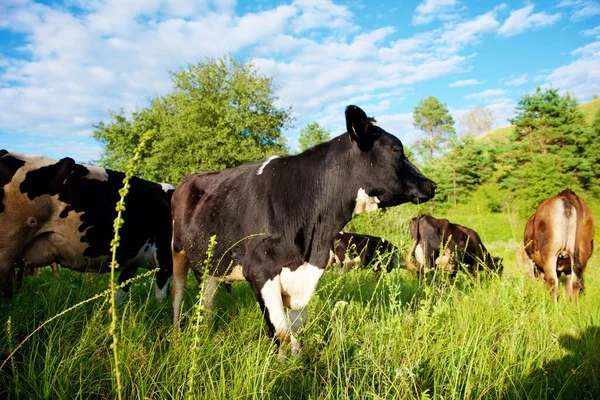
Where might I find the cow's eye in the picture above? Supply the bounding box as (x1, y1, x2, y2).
(392, 145, 403, 154)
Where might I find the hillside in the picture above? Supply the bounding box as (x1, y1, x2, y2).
(481, 98, 600, 143)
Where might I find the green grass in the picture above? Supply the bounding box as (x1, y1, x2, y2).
(2, 207, 599, 399)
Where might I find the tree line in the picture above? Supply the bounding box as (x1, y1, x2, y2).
(94, 57, 600, 216)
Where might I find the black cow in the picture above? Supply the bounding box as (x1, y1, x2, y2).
(171, 105, 436, 355)
(407, 214, 502, 275)
(328, 232, 399, 272)
(0, 150, 173, 299)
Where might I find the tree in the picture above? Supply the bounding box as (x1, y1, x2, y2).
(412, 96, 456, 161)
(93, 56, 293, 184)
(510, 87, 585, 154)
(460, 106, 494, 136)
(298, 122, 331, 152)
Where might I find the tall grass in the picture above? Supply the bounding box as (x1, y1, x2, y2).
(1, 202, 599, 398)
(1, 139, 599, 399)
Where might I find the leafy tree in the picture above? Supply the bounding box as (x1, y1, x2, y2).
(298, 122, 331, 152)
(425, 135, 496, 207)
(93, 56, 292, 184)
(460, 106, 494, 136)
(510, 87, 585, 154)
(412, 96, 456, 162)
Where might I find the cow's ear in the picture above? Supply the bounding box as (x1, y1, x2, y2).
(345, 105, 374, 150)
(48, 157, 76, 192)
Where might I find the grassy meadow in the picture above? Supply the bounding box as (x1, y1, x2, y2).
(1, 198, 599, 399)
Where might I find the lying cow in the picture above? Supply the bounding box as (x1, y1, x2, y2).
(0, 150, 173, 299)
(170, 105, 436, 355)
(407, 214, 502, 276)
(328, 232, 399, 272)
(523, 189, 595, 302)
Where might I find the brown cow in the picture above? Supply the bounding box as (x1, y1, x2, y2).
(407, 214, 502, 276)
(523, 189, 595, 302)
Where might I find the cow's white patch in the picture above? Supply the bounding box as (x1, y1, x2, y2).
(415, 243, 425, 269)
(160, 183, 175, 193)
(353, 188, 380, 216)
(224, 265, 245, 282)
(257, 155, 280, 175)
(154, 276, 172, 302)
(280, 262, 324, 310)
(136, 240, 159, 269)
(82, 165, 109, 181)
(260, 275, 289, 337)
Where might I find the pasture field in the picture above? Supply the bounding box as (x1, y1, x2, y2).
(1, 203, 599, 399)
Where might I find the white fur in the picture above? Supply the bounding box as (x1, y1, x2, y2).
(224, 265, 246, 282)
(257, 155, 280, 175)
(160, 183, 175, 193)
(137, 240, 159, 269)
(260, 275, 289, 336)
(82, 165, 109, 181)
(353, 188, 380, 216)
(280, 262, 324, 310)
(154, 276, 172, 302)
(415, 243, 425, 269)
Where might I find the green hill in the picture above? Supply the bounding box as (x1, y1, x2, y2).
(481, 98, 600, 143)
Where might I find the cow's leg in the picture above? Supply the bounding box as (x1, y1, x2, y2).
(543, 253, 560, 303)
(280, 263, 324, 356)
(288, 308, 307, 334)
(200, 276, 220, 314)
(251, 274, 290, 345)
(154, 273, 172, 303)
(565, 252, 584, 303)
(171, 248, 190, 326)
(115, 262, 140, 303)
(50, 263, 60, 277)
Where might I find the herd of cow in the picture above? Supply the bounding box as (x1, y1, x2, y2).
(0, 105, 595, 355)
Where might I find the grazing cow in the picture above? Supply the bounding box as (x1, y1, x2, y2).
(407, 214, 502, 275)
(171, 105, 436, 354)
(328, 232, 399, 272)
(523, 189, 595, 302)
(0, 150, 174, 299)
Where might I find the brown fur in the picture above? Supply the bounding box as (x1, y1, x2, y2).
(523, 189, 595, 303)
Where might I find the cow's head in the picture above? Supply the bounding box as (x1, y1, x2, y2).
(345, 105, 436, 207)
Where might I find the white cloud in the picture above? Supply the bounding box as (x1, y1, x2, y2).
(464, 88, 507, 100)
(438, 11, 500, 53)
(504, 73, 528, 86)
(557, 0, 600, 21)
(498, 5, 562, 37)
(582, 25, 600, 36)
(545, 38, 600, 101)
(0, 1, 517, 156)
(448, 78, 482, 87)
(413, 0, 459, 25)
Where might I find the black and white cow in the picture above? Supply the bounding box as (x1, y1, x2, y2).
(170, 105, 436, 354)
(0, 150, 173, 299)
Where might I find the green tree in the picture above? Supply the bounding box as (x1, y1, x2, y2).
(510, 87, 585, 154)
(412, 96, 456, 161)
(93, 56, 292, 184)
(298, 122, 331, 152)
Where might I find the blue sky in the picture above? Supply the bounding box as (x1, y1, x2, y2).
(1, 0, 599, 164)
